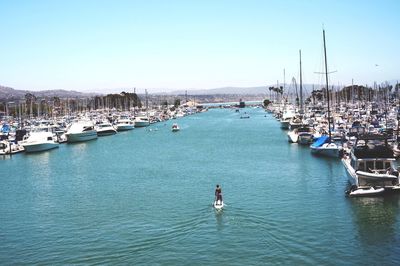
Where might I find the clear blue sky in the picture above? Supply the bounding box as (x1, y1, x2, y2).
(0, 0, 399, 93)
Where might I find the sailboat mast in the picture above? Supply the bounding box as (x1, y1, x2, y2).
(323, 29, 332, 139)
(299, 49, 303, 114)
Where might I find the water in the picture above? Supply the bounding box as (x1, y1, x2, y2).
(1, 108, 400, 265)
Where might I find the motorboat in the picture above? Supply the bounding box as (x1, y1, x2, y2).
(213, 199, 224, 210)
(342, 133, 399, 191)
(297, 126, 315, 145)
(346, 186, 385, 197)
(279, 108, 295, 129)
(114, 117, 134, 131)
(20, 131, 59, 153)
(96, 121, 117, 136)
(65, 121, 98, 143)
(289, 116, 303, 130)
(288, 125, 313, 143)
(0, 140, 24, 155)
(171, 123, 180, 132)
(134, 116, 150, 127)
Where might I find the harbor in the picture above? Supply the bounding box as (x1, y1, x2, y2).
(1, 107, 400, 264)
(1, 0, 400, 264)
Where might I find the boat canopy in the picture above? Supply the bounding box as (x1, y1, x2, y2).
(310, 135, 329, 148)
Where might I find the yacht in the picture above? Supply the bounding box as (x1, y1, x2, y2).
(280, 108, 295, 129)
(287, 126, 314, 144)
(342, 134, 399, 191)
(114, 117, 134, 131)
(289, 116, 303, 130)
(134, 116, 150, 127)
(96, 121, 117, 136)
(65, 121, 97, 143)
(20, 131, 59, 153)
(297, 126, 315, 145)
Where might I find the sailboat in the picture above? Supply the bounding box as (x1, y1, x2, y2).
(310, 29, 343, 158)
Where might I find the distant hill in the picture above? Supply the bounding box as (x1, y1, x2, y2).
(0, 85, 99, 100)
(167, 86, 269, 95)
(167, 85, 318, 96)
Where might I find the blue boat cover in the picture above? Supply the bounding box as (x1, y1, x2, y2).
(1, 124, 10, 133)
(311, 135, 329, 148)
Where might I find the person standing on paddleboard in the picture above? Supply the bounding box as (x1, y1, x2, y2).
(215, 184, 222, 202)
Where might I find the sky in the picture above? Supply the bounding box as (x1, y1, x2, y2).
(0, 0, 399, 93)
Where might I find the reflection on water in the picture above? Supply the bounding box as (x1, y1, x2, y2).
(350, 194, 400, 246)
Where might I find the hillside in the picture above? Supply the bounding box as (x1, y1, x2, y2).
(0, 86, 99, 100)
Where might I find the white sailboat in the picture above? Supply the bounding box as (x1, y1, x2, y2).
(310, 29, 342, 158)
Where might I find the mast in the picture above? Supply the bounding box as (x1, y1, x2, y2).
(323, 29, 332, 140)
(299, 49, 303, 114)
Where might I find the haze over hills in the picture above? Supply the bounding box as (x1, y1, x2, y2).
(0, 85, 98, 100)
(1, 80, 399, 100)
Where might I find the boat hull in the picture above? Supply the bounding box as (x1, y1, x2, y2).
(287, 132, 298, 143)
(135, 121, 150, 127)
(116, 125, 134, 131)
(310, 145, 341, 158)
(280, 121, 290, 129)
(23, 142, 59, 153)
(66, 131, 98, 143)
(97, 130, 117, 136)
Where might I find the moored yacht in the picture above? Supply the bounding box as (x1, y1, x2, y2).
(279, 107, 295, 129)
(65, 121, 97, 143)
(289, 116, 302, 130)
(134, 116, 150, 127)
(20, 131, 59, 153)
(288, 126, 314, 144)
(96, 121, 117, 136)
(342, 134, 399, 191)
(114, 117, 134, 131)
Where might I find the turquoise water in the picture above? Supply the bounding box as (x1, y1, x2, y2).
(1, 108, 400, 265)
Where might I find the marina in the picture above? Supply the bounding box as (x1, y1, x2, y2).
(1, 107, 400, 264)
(1, 1, 400, 264)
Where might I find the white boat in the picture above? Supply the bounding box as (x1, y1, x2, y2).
(65, 121, 98, 143)
(347, 187, 385, 197)
(213, 199, 224, 210)
(287, 129, 299, 143)
(289, 116, 302, 130)
(134, 116, 150, 127)
(96, 121, 117, 136)
(20, 131, 59, 153)
(171, 123, 180, 132)
(280, 108, 295, 129)
(297, 127, 314, 145)
(0, 140, 24, 155)
(342, 134, 399, 192)
(115, 117, 134, 131)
